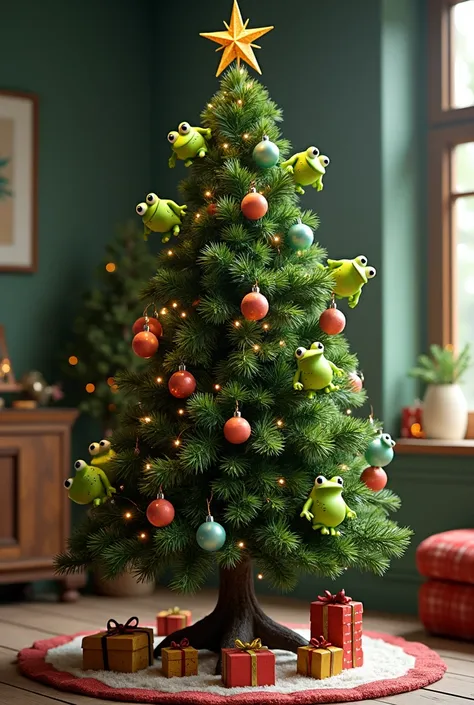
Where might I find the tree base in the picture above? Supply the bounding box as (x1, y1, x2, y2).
(154, 559, 307, 674)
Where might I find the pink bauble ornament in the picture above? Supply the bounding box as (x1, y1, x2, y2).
(241, 188, 268, 220)
(224, 410, 251, 444)
(168, 364, 197, 398)
(348, 371, 363, 392)
(361, 467, 387, 491)
(132, 331, 159, 358)
(146, 493, 175, 527)
(241, 285, 269, 321)
(319, 305, 346, 335)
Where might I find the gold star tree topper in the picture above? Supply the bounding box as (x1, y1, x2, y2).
(200, 1, 274, 77)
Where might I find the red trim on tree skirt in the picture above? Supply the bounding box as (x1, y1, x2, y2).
(17, 626, 446, 704)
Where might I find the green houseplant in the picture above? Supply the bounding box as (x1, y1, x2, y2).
(409, 344, 471, 440)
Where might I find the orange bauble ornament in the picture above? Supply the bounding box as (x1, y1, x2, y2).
(240, 187, 268, 220)
(207, 203, 217, 216)
(132, 330, 159, 358)
(319, 302, 346, 335)
(224, 409, 251, 444)
(146, 492, 175, 527)
(241, 284, 269, 321)
(132, 316, 163, 338)
(168, 364, 197, 399)
(361, 466, 387, 491)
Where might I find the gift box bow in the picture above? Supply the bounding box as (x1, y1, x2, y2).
(317, 589, 352, 604)
(309, 636, 332, 649)
(166, 606, 184, 615)
(170, 638, 190, 649)
(105, 616, 140, 636)
(234, 638, 268, 653)
(100, 616, 153, 670)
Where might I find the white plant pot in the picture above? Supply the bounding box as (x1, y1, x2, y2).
(422, 384, 468, 440)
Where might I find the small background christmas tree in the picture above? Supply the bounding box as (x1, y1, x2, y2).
(62, 221, 156, 432)
(0, 158, 11, 199)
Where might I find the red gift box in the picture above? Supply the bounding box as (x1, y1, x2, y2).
(222, 639, 275, 687)
(400, 401, 424, 439)
(157, 607, 192, 636)
(310, 589, 363, 669)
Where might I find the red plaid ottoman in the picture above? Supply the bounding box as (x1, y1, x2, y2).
(416, 529, 474, 639)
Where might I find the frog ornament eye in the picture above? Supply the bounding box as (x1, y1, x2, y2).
(333, 475, 344, 486)
(315, 475, 327, 486)
(178, 122, 191, 136)
(167, 131, 179, 144)
(146, 193, 158, 206)
(381, 432, 396, 448)
(89, 442, 100, 456)
(366, 266, 377, 279)
(136, 202, 148, 216)
(310, 341, 324, 353)
(320, 155, 330, 168)
(99, 439, 111, 451)
(74, 459, 87, 472)
(355, 255, 368, 267)
(64, 478, 73, 489)
(295, 347, 307, 359)
(306, 146, 320, 159)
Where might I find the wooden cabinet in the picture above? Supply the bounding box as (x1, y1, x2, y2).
(0, 408, 86, 600)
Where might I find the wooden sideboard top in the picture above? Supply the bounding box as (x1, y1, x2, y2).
(0, 408, 79, 426)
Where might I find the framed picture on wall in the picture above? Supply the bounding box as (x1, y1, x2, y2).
(0, 90, 38, 272)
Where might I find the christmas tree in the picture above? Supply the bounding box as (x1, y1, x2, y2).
(62, 221, 156, 431)
(56, 3, 411, 671)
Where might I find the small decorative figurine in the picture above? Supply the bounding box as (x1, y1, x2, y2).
(136, 193, 187, 243)
(88, 439, 115, 470)
(167, 122, 212, 168)
(324, 255, 376, 308)
(293, 342, 344, 397)
(281, 147, 330, 194)
(365, 432, 396, 467)
(300, 475, 356, 535)
(64, 460, 116, 506)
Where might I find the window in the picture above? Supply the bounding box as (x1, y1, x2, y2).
(428, 0, 474, 424)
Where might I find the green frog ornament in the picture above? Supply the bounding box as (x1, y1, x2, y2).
(64, 459, 116, 507)
(324, 255, 376, 308)
(281, 147, 330, 194)
(300, 475, 357, 535)
(167, 122, 212, 168)
(89, 439, 115, 476)
(293, 342, 344, 397)
(136, 193, 187, 243)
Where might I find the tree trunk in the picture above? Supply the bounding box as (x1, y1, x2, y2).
(154, 558, 307, 674)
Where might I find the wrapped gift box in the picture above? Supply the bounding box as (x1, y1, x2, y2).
(222, 639, 275, 688)
(400, 401, 424, 438)
(310, 590, 363, 669)
(82, 617, 154, 673)
(161, 639, 198, 677)
(297, 638, 343, 679)
(157, 607, 192, 636)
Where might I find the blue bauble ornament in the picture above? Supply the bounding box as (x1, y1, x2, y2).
(253, 135, 280, 169)
(196, 515, 226, 552)
(287, 222, 314, 251)
(364, 432, 396, 468)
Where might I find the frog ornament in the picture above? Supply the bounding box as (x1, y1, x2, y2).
(89, 439, 115, 475)
(136, 193, 187, 243)
(365, 432, 396, 468)
(293, 342, 344, 397)
(167, 122, 212, 168)
(64, 459, 116, 507)
(325, 255, 376, 308)
(300, 475, 357, 536)
(281, 147, 330, 194)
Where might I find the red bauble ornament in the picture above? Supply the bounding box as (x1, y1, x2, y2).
(241, 285, 269, 321)
(361, 466, 387, 491)
(241, 188, 268, 220)
(224, 410, 251, 444)
(168, 364, 197, 399)
(319, 304, 346, 335)
(146, 493, 175, 527)
(132, 330, 159, 358)
(348, 371, 363, 392)
(207, 203, 217, 216)
(132, 316, 163, 338)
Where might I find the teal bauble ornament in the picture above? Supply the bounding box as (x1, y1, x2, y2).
(365, 432, 396, 468)
(196, 515, 226, 552)
(253, 135, 280, 169)
(287, 222, 314, 251)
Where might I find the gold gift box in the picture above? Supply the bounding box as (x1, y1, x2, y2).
(82, 627, 154, 673)
(297, 643, 343, 679)
(162, 644, 198, 678)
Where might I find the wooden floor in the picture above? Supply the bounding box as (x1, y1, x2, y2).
(0, 588, 473, 704)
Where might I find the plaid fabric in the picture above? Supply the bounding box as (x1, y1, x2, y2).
(419, 580, 474, 640)
(416, 529, 474, 585)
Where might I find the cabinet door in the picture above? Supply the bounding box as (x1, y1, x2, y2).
(0, 433, 64, 563)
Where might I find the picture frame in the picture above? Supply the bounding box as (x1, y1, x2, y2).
(0, 90, 38, 272)
(0, 325, 19, 392)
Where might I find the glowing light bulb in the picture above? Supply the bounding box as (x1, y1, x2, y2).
(262, 323, 270, 331)
(145, 463, 151, 470)
(273, 235, 280, 243)
(243, 133, 250, 140)
(253, 344, 260, 352)
(68, 355, 78, 366)
(214, 384, 221, 391)
(143, 416, 151, 423)
(276, 419, 284, 427)
(223, 143, 229, 149)
(238, 541, 245, 548)
(156, 376, 163, 384)
(174, 439, 181, 447)
(208, 103, 213, 109)
(139, 532, 147, 540)
(339, 464, 349, 472)
(195, 213, 201, 220)
(172, 302, 178, 309)
(167, 250, 173, 256)
(237, 99, 243, 106)
(107, 377, 115, 386)
(277, 477, 286, 486)
(279, 340, 285, 347)
(161, 308, 168, 315)
(346, 409, 352, 415)
(178, 408, 185, 415)
(180, 312, 187, 318)
(234, 320, 241, 328)
(124, 512, 132, 520)
(85, 383, 95, 393)
(105, 262, 116, 273)
(205, 190, 212, 198)
(257, 573, 264, 580)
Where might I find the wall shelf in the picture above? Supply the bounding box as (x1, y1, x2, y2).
(396, 438, 474, 456)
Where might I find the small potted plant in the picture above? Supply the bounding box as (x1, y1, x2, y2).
(409, 344, 471, 440)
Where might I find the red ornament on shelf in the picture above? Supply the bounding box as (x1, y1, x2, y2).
(241, 186, 268, 220)
(319, 299, 346, 335)
(168, 364, 197, 399)
(146, 491, 175, 527)
(348, 371, 363, 393)
(361, 466, 387, 491)
(132, 316, 163, 338)
(224, 405, 251, 444)
(132, 330, 159, 358)
(241, 284, 269, 321)
(207, 203, 217, 216)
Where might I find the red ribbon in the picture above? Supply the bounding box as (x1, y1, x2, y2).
(309, 636, 332, 649)
(317, 589, 352, 604)
(100, 616, 152, 671)
(169, 638, 190, 676)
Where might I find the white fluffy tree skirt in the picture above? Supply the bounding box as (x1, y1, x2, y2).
(45, 629, 415, 696)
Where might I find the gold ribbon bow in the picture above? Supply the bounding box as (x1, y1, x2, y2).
(234, 639, 267, 686)
(167, 606, 182, 615)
